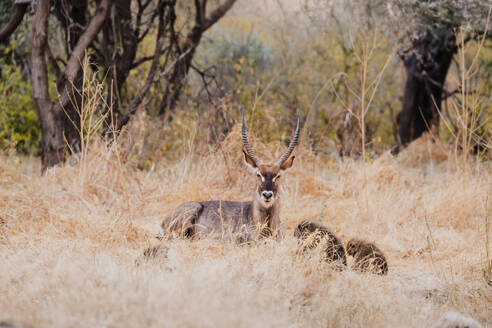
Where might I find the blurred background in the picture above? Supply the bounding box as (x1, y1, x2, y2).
(0, 0, 491, 171)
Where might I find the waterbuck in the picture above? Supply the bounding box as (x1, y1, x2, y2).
(158, 111, 300, 242)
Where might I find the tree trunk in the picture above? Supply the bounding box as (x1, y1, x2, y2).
(30, 0, 65, 171)
(397, 29, 456, 147)
(36, 102, 66, 169)
(30, 0, 111, 171)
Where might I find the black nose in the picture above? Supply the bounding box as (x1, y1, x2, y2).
(262, 191, 273, 199)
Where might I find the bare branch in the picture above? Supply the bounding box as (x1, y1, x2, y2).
(136, 0, 156, 42)
(202, 0, 236, 31)
(57, 0, 112, 106)
(116, 1, 168, 130)
(131, 55, 155, 69)
(30, 0, 66, 169)
(0, 2, 29, 43)
(195, 0, 206, 27)
(30, 0, 50, 103)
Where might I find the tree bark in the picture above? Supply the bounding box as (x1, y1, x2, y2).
(0, 2, 28, 43)
(397, 29, 456, 147)
(30, 0, 65, 170)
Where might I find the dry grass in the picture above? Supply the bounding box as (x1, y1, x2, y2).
(0, 131, 491, 327)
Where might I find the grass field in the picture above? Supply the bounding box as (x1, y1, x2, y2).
(0, 130, 491, 327)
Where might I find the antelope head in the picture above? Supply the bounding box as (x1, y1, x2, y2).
(242, 111, 300, 208)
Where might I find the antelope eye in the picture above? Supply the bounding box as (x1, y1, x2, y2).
(276, 175, 281, 180)
(256, 172, 261, 178)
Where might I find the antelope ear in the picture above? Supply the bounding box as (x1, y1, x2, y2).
(280, 155, 295, 171)
(242, 149, 258, 171)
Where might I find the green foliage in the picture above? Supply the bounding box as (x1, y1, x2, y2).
(0, 61, 40, 155)
(201, 34, 273, 90)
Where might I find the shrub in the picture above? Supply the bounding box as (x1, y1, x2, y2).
(0, 61, 40, 155)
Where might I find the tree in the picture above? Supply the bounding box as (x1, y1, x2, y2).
(301, 0, 491, 153)
(30, 0, 111, 169)
(0, 0, 237, 171)
(392, 0, 492, 148)
(397, 28, 456, 146)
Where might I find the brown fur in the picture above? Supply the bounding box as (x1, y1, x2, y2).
(155, 113, 300, 243)
(294, 221, 347, 266)
(346, 239, 388, 275)
(136, 244, 170, 266)
(157, 162, 290, 241)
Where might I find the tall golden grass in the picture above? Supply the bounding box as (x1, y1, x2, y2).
(0, 125, 490, 327)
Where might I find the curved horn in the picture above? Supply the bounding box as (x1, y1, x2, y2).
(277, 111, 300, 165)
(242, 110, 262, 164)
